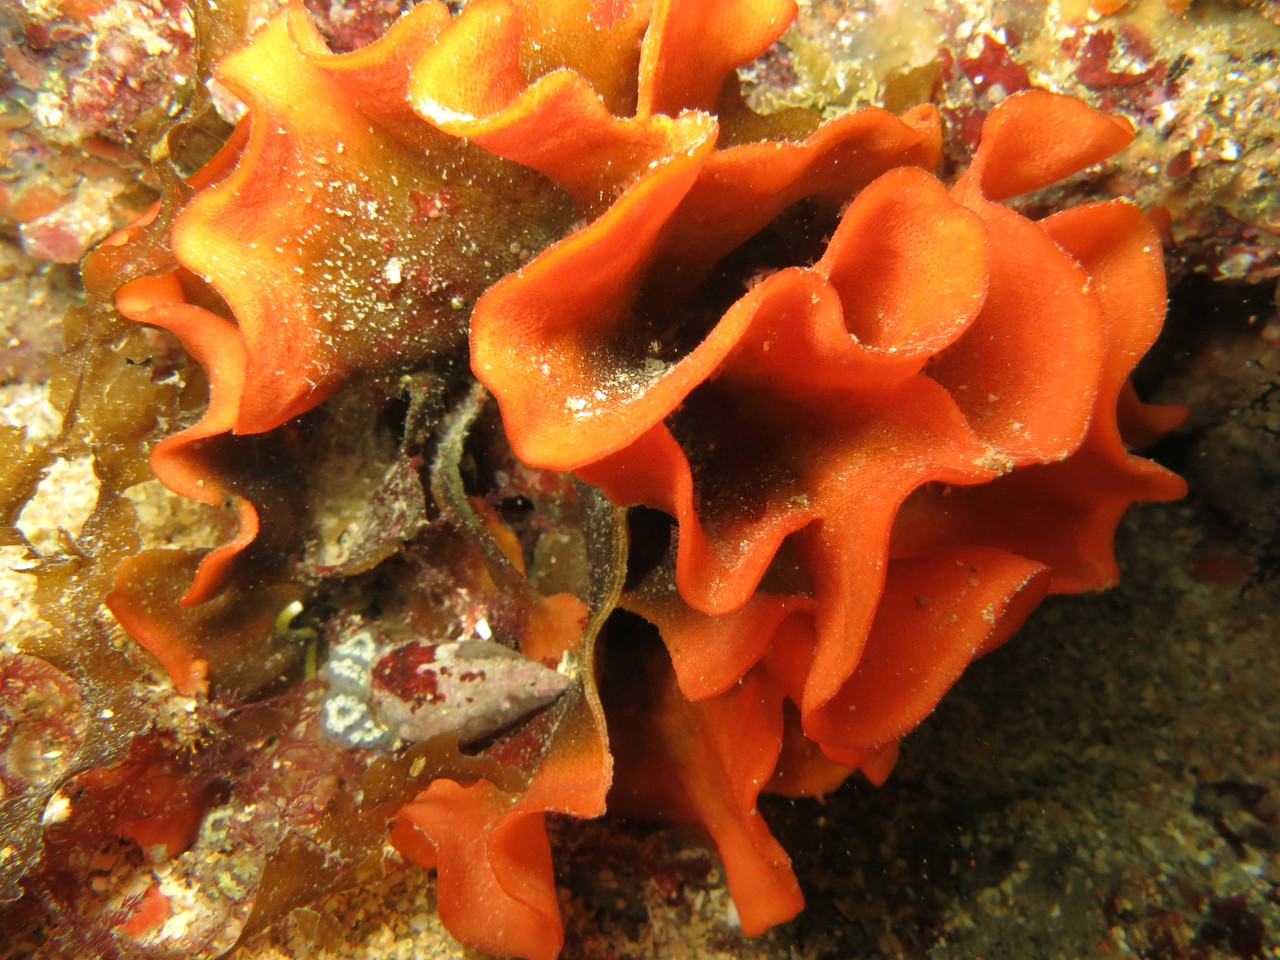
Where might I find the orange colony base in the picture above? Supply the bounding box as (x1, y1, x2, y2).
(84, 0, 1187, 958)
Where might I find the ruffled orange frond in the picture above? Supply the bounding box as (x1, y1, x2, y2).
(396, 778, 565, 960)
(605, 635, 803, 935)
(621, 546, 814, 701)
(952, 89, 1134, 203)
(472, 109, 949, 470)
(173, 0, 570, 435)
(395, 591, 607, 960)
(892, 185, 1187, 593)
(471, 61, 1183, 933)
(803, 548, 1050, 750)
(506, 0, 653, 116)
(636, 0, 796, 117)
(105, 549, 305, 697)
(113, 274, 259, 606)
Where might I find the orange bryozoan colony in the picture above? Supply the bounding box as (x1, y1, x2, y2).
(100, 0, 1186, 957)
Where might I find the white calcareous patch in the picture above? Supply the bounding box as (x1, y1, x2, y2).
(320, 692, 393, 750)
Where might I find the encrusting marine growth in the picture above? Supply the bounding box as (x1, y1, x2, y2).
(1, 0, 1189, 957)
